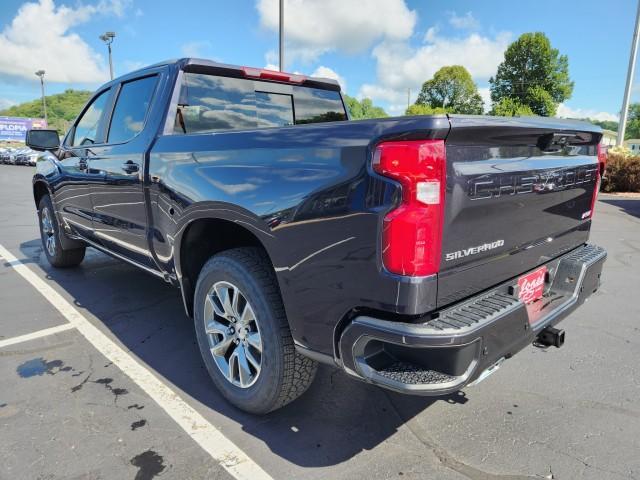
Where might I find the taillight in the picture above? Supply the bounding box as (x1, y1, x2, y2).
(372, 139, 446, 276)
(589, 144, 608, 218)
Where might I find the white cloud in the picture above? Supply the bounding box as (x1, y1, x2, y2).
(180, 41, 212, 58)
(256, 0, 417, 63)
(0, 0, 128, 83)
(122, 60, 146, 73)
(359, 84, 404, 103)
(423, 26, 438, 43)
(387, 103, 409, 116)
(358, 30, 511, 110)
(0, 98, 17, 110)
(380, 31, 510, 89)
(264, 50, 279, 68)
(310, 66, 346, 92)
(448, 11, 479, 30)
(556, 104, 619, 122)
(478, 87, 491, 112)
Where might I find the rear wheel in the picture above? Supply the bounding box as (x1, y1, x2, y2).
(38, 195, 85, 268)
(194, 247, 317, 414)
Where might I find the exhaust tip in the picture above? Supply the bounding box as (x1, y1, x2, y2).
(535, 326, 565, 348)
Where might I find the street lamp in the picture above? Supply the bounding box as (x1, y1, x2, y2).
(279, 0, 284, 71)
(34, 70, 47, 124)
(99, 31, 116, 80)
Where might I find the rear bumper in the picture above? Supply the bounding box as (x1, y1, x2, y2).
(338, 243, 606, 395)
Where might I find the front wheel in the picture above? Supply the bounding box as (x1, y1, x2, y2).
(194, 248, 317, 414)
(38, 195, 85, 268)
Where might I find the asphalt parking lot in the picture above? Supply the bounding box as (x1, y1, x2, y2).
(1, 164, 639, 480)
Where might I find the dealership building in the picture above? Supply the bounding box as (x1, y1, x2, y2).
(0, 117, 47, 143)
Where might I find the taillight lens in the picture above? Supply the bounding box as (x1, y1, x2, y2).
(372, 140, 446, 276)
(589, 144, 608, 218)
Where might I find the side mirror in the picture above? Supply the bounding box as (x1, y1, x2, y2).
(26, 129, 60, 151)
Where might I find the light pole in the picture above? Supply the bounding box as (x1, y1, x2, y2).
(279, 0, 284, 71)
(99, 31, 116, 80)
(618, 0, 640, 146)
(34, 70, 47, 124)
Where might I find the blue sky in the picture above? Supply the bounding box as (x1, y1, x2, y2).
(0, 0, 636, 120)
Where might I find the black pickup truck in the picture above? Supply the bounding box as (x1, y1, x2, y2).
(27, 58, 607, 414)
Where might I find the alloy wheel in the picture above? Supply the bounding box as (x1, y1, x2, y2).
(41, 206, 56, 257)
(204, 281, 263, 388)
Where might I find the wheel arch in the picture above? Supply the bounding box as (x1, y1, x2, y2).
(175, 216, 281, 319)
(32, 178, 51, 209)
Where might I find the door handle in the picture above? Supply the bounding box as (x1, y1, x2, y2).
(122, 161, 140, 174)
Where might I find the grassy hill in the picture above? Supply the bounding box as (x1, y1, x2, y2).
(0, 89, 93, 135)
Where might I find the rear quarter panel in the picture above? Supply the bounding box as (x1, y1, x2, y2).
(148, 116, 449, 356)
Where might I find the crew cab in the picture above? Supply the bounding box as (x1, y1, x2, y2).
(27, 58, 607, 414)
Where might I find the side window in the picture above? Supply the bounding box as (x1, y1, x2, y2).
(72, 89, 111, 146)
(108, 76, 158, 143)
(293, 87, 347, 124)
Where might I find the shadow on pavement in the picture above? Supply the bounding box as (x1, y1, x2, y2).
(600, 197, 640, 219)
(18, 237, 467, 468)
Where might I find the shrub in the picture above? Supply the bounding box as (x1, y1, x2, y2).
(601, 148, 640, 193)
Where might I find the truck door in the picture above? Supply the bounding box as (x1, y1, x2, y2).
(54, 88, 112, 241)
(88, 74, 160, 269)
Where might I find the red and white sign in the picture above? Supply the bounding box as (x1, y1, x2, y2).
(517, 266, 547, 304)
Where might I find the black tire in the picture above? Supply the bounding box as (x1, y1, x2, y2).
(38, 195, 85, 268)
(194, 247, 317, 414)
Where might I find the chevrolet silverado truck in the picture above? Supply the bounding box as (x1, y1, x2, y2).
(27, 58, 607, 414)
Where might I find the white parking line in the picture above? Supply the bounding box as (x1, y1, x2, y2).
(0, 244, 273, 480)
(0, 323, 75, 349)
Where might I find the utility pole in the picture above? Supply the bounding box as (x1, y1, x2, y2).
(407, 88, 411, 110)
(279, 0, 284, 71)
(34, 70, 47, 124)
(618, 0, 640, 146)
(99, 31, 116, 80)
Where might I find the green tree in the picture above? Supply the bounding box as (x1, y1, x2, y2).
(593, 120, 619, 131)
(625, 103, 640, 139)
(492, 98, 535, 117)
(405, 104, 448, 116)
(0, 89, 92, 135)
(490, 32, 573, 116)
(416, 65, 483, 114)
(344, 95, 388, 119)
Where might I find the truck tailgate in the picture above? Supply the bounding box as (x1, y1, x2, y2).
(437, 115, 602, 307)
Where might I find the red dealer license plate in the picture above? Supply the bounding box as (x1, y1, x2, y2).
(517, 266, 547, 304)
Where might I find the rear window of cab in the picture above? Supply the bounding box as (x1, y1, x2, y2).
(174, 72, 347, 134)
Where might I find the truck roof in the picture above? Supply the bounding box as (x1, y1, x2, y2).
(109, 57, 342, 91)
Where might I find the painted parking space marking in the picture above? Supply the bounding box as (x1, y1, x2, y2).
(0, 323, 75, 349)
(0, 244, 273, 480)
